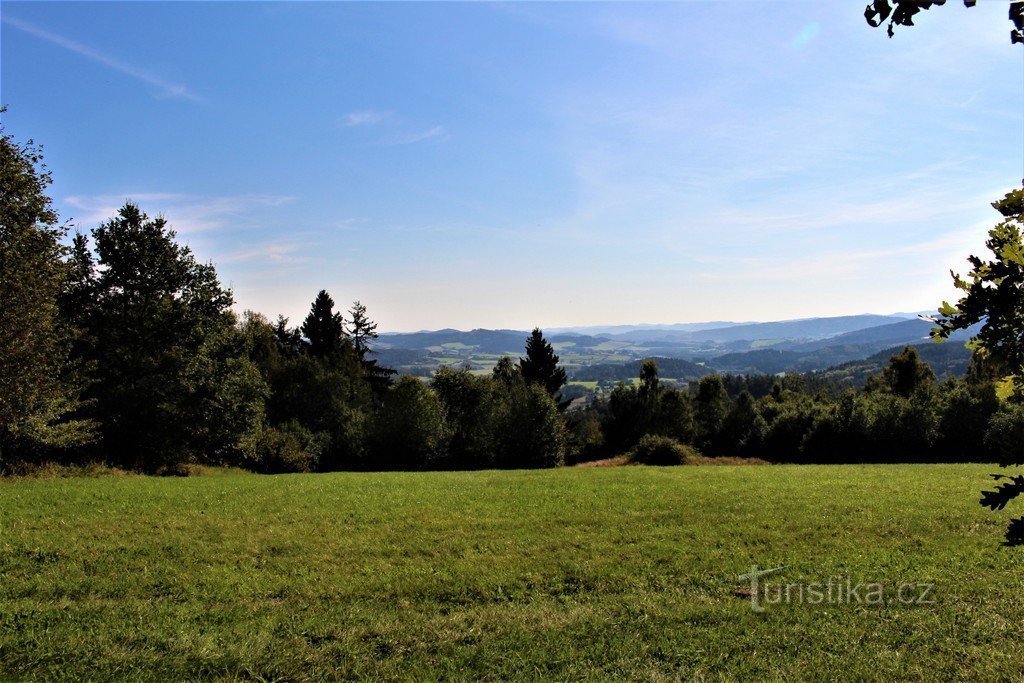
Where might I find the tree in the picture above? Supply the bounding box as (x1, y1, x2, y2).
(493, 381, 567, 469)
(430, 366, 500, 469)
(719, 391, 767, 457)
(367, 376, 449, 470)
(865, 1, 1024, 44)
(0, 121, 94, 463)
(638, 359, 659, 406)
(876, 346, 937, 398)
(492, 356, 520, 386)
(68, 203, 255, 471)
(348, 300, 378, 357)
(519, 328, 568, 406)
(863, 0, 1023, 542)
(348, 300, 395, 397)
(933, 191, 1024, 391)
(273, 315, 303, 358)
(694, 375, 729, 454)
(301, 290, 346, 359)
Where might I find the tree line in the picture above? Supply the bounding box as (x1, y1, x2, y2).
(570, 349, 1021, 466)
(2, 121, 1022, 480)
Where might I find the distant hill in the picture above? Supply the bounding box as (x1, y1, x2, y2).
(686, 314, 907, 344)
(373, 314, 983, 380)
(547, 321, 746, 336)
(572, 357, 710, 382)
(790, 318, 979, 351)
(811, 341, 973, 389)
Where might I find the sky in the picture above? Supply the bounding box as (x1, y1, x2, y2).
(2, 1, 1022, 332)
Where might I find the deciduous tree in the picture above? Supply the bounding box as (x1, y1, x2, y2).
(0, 121, 94, 462)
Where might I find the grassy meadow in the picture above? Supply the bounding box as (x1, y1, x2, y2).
(2, 464, 1023, 680)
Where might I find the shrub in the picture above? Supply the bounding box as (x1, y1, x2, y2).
(255, 421, 324, 473)
(628, 434, 699, 466)
(984, 404, 1024, 467)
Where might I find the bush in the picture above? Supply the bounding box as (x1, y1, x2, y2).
(628, 434, 699, 466)
(984, 404, 1024, 467)
(255, 421, 324, 473)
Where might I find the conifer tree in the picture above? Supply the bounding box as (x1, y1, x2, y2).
(348, 301, 378, 357)
(71, 202, 252, 470)
(348, 300, 395, 396)
(301, 290, 346, 358)
(518, 328, 568, 401)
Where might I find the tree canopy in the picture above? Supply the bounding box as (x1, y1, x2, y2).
(865, 1, 1024, 44)
(0, 120, 94, 461)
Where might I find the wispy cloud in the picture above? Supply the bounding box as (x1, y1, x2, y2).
(2, 14, 201, 102)
(223, 242, 312, 266)
(382, 125, 447, 146)
(63, 193, 293, 234)
(341, 109, 392, 127)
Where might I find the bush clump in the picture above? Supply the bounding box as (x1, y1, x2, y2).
(627, 434, 699, 466)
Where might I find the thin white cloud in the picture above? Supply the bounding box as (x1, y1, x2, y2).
(341, 109, 392, 126)
(223, 242, 311, 266)
(63, 193, 293, 234)
(383, 125, 447, 146)
(2, 14, 201, 102)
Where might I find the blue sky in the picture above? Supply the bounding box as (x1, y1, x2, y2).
(2, 1, 1022, 331)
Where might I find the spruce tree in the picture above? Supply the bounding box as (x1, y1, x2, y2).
(348, 300, 395, 396)
(518, 328, 568, 400)
(71, 202, 252, 471)
(348, 301, 378, 357)
(301, 290, 346, 358)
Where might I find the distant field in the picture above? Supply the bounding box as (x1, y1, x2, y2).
(2, 465, 1022, 680)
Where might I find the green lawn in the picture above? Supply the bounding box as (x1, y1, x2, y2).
(2, 465, 1022, 680)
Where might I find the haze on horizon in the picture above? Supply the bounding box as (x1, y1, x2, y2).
(2, 1, 1021, 332)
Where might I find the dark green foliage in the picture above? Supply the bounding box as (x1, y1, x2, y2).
(349, 300, 396, 398)
(565, 408, 605, 464)
(430, 367, 499, 469)
(933, 190, 1024, 393)
(627, 434, 697, 466)
(930, 190, 1024, 543)
(273, 315, 303, 357)
(301, 290, 346, 359)
(519, 328, 568, 404)
(254, 421, 325, 474)
(934, 379, 1000, 461)
(494, 381, 567, 469)
(602, 360, 695, 454)
(68, 203, 252, 472)
(718, 391, 766, 457)
(264, 352, 369, 471)
(181, 324, 269, 467)
(492, 355, 520, 386)
(0, 122, 94, 462)
(984, 404, 1024, 467)
(873, 346, 936, 398)
(694, 375, 729, 454)
(367, 377, 449, 470)
(801, 393, 875, 463)
(865, 0, 1023, 44)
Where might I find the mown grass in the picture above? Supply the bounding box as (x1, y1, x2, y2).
(2, 464, 1022, 680)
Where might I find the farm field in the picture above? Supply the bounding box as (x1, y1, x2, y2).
(2, 464, 1023, 680)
